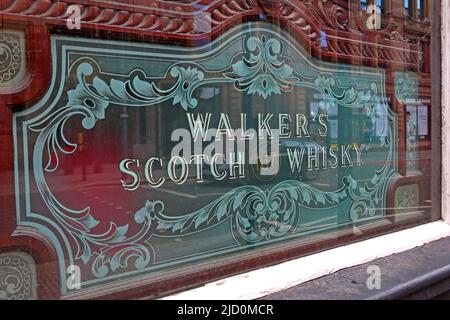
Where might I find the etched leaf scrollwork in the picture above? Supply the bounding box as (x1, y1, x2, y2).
(225, 35, 300, 99)
(25, 31, 395, 283)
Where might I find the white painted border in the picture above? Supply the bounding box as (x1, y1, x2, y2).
(162, 2, 450, 300)
(163, 221, 450, 300)
(442, 1, 450, 223)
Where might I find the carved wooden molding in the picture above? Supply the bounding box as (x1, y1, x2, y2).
(0, 0, 431, 71)
(0, 252, 37, 300)
(0, 29, 26, 87)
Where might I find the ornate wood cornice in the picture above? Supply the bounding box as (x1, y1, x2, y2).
(0, 0, 430, 72)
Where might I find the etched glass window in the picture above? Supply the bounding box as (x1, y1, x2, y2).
(0, 0, 441, 299)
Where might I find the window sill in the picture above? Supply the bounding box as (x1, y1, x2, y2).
(162, 221, 450, 300)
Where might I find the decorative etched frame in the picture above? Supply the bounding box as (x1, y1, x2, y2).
(13, 22, 398, 295)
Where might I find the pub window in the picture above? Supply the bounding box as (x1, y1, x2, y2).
(0, 0, 441, 300)
(361, 0, 392, 14)
(361, 0, 430, 19)
(361, 0, 384, 12)
(406, 0, 430, 19)
(360, 0, 391, 29)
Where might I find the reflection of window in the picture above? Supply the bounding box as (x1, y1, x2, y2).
(406, 105, 429, 138)
(361, 0, 430, 19)
(361, 0, 388, 14)
(406, 0, 430, 19)
(139, 108, 147, 145)
(374, 104, 389, 138)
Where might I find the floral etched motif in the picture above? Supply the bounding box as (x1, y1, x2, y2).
(226, 36, 299, 99)
(170, 66, 205, 110)
(65, 61, 206, 116)
(395, 72, 419, 103)
(141, 181, 349, 244)
(395, 184, 419, 211)
(0, 31, 23, 85)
